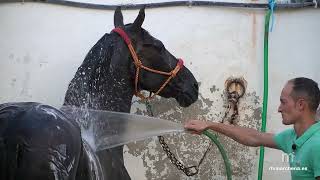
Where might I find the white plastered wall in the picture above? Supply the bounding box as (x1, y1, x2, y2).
(0, 1, 319, 179)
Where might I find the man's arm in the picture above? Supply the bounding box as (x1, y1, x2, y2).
(184, 120, 279, 149)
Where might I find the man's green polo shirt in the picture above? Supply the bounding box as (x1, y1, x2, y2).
(273, 121, 320, 180)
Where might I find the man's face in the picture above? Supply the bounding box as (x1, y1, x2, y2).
(278, 83, 302, 125)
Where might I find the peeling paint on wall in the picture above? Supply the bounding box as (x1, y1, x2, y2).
(1, 3, 319, 180)
(126, 83, 262, 180)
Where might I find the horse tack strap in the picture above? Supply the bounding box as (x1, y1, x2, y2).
(112, 27, 184, 100)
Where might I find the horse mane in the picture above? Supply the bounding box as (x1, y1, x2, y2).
(64, 33, 115, 107)
(80, 33, 114, 75)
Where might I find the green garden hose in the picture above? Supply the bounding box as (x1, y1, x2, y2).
(257, 8, 271, 180)
(203, 130, 232, 180)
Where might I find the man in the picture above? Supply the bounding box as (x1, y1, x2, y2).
(185, 77, 320, 180)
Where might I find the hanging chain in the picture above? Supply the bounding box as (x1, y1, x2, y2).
(145, 100, 212, 176)
(222, 91, 241, 124)
(222, 79, 245, 124)
(142, 79, 245, 176)
(144, 80, 245, 176)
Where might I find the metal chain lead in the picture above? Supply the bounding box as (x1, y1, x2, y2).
(221, 91, 241, 124)
(143, 80, 245, 176)
(158, 135, 200, 176)
(222, 79, 246, 124)
(145, 100, 211, 176)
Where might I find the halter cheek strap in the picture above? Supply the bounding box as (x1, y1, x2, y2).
(112, 27, 184, 100)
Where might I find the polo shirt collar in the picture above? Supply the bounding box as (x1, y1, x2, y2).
(294, 121, 320, 147)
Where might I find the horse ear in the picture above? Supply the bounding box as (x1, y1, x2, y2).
(132, 7, 145, 30)
(114, 6, 124, 28)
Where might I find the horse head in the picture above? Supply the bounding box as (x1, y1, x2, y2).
(113, 7, 198, 107)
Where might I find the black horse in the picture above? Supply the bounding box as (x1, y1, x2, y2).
(0, 7, 198, 180)
(63, 7, 198, 180)
(0, 102, 82, 180)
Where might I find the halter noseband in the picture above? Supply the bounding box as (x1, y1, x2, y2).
(112, 27, 184, 100)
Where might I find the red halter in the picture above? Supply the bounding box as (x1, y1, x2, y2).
(112, 27, 184, 100)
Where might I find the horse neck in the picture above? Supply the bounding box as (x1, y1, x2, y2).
(99, 66, 134, 112)
(64, 33, 134, 113)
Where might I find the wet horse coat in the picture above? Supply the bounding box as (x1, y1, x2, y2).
(64, 7, 198, 180)
(0, 7, 198, 180)
(0, 102, 81, 180)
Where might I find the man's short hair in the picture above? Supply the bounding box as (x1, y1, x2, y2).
(289, 77, 320, 112)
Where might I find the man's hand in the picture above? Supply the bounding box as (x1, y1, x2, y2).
(184, 120, 211, 134)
